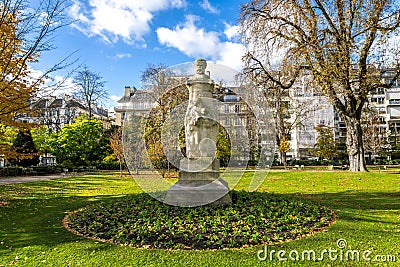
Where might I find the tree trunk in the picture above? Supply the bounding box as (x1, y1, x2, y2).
(119, 160, 122, 177)
(275, 134, 287, 167)
(344, 116, 368, 172)
(88, 102, 92, 117)
(280, 151, 287, 167)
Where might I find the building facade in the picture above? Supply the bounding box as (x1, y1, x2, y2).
(114, 86, 156, 126)
(114, 70, 400, 163)
(16, 94, 110, 132)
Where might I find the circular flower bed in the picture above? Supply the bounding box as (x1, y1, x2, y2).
(64, 191, 334, 250)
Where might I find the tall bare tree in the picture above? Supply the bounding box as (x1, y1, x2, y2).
(0, 0, 71, 127)
(241, 66, 320, 166)
(140, 63, 186, 107)
(240, 0, 400, 171)
(73, 66, 107, 117)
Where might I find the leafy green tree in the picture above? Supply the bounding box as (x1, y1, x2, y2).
(31, 126, 52, 154)
(49, 115, 107, 167)
(314, 125, 338, 161)
(216, 126, 231, 167)
(31, 126, 55, 165)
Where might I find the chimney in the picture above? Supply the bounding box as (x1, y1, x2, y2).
(124, 86, 131, 97)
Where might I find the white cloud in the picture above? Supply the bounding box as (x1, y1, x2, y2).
(157, 15, 220, 57)
(223, 23, 239, 40)
(199, 0, 219, 14)
(28, 67, 45, 81)
(108, 53, 132, 60)
(35, 75, 78, 98)
(110, 95, 122, 101)
(105, 96, 123, 109)
(215, 42, 245, 70)
(25, 67, 76, 98)
(68, 0, 186, 44)
(156, 16, 245, 70)
(50, 76, 78, 96)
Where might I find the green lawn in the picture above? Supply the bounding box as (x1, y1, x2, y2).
(0, 171, 399, 266)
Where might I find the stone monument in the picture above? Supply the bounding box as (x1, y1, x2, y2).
(164, 59, 232, 206)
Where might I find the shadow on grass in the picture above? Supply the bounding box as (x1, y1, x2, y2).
(1, 174, 138, 250)
(0, 195, 124, 251)
(294, 190, 400, 210)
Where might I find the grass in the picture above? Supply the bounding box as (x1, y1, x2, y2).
(0, 170, 399, 266)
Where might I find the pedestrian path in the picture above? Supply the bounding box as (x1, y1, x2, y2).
(0, 174, 67, 185)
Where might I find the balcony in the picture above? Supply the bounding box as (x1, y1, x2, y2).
(388, 99, 400, 105)
(389, 115, 400, 120)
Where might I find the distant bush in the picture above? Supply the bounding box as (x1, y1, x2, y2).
(0, 166, 61, 177)
(0, 167, 22, 177)
(288, 159, 323, 166)
(96, 160, 120, 170)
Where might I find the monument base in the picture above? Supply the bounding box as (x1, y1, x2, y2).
(164, 177, 232, 207)
(164, 158, 232, 207)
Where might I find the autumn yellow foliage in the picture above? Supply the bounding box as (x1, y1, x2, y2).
(0, 5, 39, 128)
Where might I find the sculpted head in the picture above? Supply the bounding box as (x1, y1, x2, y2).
(194, 59, 207, 75)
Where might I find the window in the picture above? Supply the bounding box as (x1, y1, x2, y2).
(235, 105, 240, 113)
(235, 127, 243, 137)
(234, 117, 242, 126)
(224, 105, 230, 113)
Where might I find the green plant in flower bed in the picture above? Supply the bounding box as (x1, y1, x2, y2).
(64, 191, 334, 250)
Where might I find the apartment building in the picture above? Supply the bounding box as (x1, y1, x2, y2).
(17, 94, 110, 132)
(114, 86, 156, 126)
(114, 69, 400, 163)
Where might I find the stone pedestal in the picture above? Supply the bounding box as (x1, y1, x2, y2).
(164, 158, 232, 207)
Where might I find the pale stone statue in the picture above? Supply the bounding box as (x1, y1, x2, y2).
(164, 59, 232, 206)
(185, 59, 218, 159)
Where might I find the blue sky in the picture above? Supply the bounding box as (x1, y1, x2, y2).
(32, 0, 246, 109)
